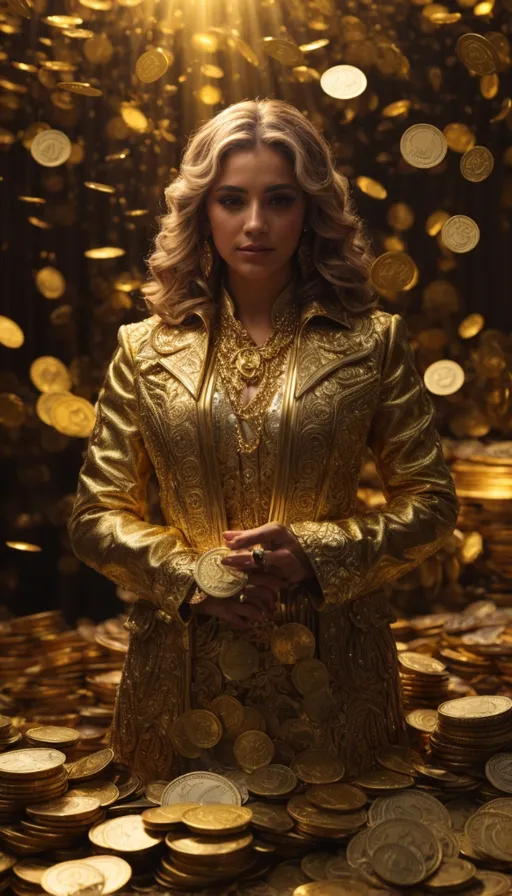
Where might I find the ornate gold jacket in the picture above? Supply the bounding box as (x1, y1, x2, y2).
(68, 282, 459, 781)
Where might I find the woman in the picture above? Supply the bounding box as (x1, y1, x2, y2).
(68, 99, 459, 784)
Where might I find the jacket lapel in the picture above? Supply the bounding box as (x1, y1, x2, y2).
(139, 294, 374, 400)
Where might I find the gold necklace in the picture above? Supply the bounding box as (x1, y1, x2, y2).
(215, 302, 299, 454)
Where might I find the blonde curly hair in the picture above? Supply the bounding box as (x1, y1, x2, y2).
(141, 98, 378, 326)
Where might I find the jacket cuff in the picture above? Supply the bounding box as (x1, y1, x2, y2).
(153, 551, 198, 626)
(290, 520, 355, 611)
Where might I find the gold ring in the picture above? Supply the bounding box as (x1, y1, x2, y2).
(239, 592, 246, 603)
(252, 547, 265, 565)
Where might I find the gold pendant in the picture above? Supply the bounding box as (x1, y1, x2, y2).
(235, 347, 262, 381)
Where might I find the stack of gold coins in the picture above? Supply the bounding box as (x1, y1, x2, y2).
(0, 749, 68, 826)
(24, 728, 80, 752)
(0, 716, 21, 753)
(84, 671, 122, 706)
(398, 652, 450, 708)
(430, 696, 512, 770)
(24, 795, 105, 844)
(88, 815, 164, 875)
(159, 828, 257, 889)
(142, 802, 201, 833)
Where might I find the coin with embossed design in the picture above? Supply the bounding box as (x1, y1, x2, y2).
(181, 804, 252, 834)
(195, 547, 248, 598)
(161, 771, 241, 806)
(0, 748, 66, 779)
(41, 861, 104, 896)
(366, 818, 442, 877)
(234, 731, 274, 771)
(424, 858, 476, 891)
(247, 764, 297, 797)
(181, 709, 222, 749)
(291, 750, 344, 785)
(67, 780, 119, 808)
(209, 696, 245, 736)
(81, 856, 132, 896)
(220, 639, 259, 681)
(291, 658, 329, 695)
(371, 842, 426, 885)
(305, 783, 367, 812)
(271, 624, 315, 665)
(68, 749, 114, 781)
(94, 815, 163, 852)
(400, 124, 447, 169)
(485, 753, 512, 794)
(249, 801, 294, 833)
(460, 146, 494, 182)
(441, 215, 480, 253)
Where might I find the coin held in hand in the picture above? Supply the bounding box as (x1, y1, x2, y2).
(194, 547, 248, 598)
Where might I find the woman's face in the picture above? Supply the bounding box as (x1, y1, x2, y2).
(205, 143, 307, 281)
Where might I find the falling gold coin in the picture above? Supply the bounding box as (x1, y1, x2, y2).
(370, 252, 417, 292)
(181, 710, 222, 750)
(456, 32, 499, 74)
(84, 246, 126, 259)
(35, 266, 66, 299)
(56, 81, 103, 96)
(30, 129, 71, 167)
(0, 316, 24, 348)
(441, 215, 480, 253)
(261, 37, 304, 66)
(458, 313, 485, 339)
(51, 395, 96, 438)
(30, 357, 72, 393)
(135, 47, 169, 82)
(424, 360, 465, 396)
(320, 64, 367, 99)
(460, 146, 494, 182)
(400, 124, 448, 169)
(271, 623, 316, 665)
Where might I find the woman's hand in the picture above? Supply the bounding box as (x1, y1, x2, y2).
(191, 588, 277, 632)
(221, 522, 316, 588)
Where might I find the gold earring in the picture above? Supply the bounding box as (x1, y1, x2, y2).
(199, 238, 214, 278)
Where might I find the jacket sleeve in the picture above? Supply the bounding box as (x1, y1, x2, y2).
(289, 313, 460, 611)
(67, 324, 197, 625)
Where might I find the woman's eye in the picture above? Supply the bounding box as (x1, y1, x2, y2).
(219, 195, 294, 207)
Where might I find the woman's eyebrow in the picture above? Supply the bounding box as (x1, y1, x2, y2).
(215, 184, 299, 193)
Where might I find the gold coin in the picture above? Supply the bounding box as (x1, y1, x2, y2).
(25, 726, 79, 746)
(0, 316, 24, 348)
(354, 768, 414, 790)
(287, 795, 367, 835)
(367, 818, 442, 876)
(424, 857, 476, 891)
(168, 832, 253, 858)
(68, 779, 119, 807)
(247, 764, 297, 797)
(291, 658, 329, 695)
(456, 32, 499, 74)
(56, 81, 103, 95)
(96, 815, 163, 852)
(271, 624, 315, 665)
(438, 695, 512, 722)
(370, 251, 417, 291)
(209, 696, 245, 736)
(219, 639, 259, 681)
(291, 750, 345, 785)
(29, 356, 72, 393)
(182, 804, 252, 834)
(161, 771, 242, 806)
(458, 313, 485, 339)
(369, 790, 451, 827)
(142, 803, 200, 827)
(181, 709, 222, 749)
(67, 748, 114, 781)
(261, 37, 304, 66)
(26, 794, 101, 820)
(474, 871, 511, 895)
(441, 215, 480, 253)
(400, 123, 448, 169)
(293, 882, 367, 896)
(249, 801, 294, 833)
(372, 842, 426, 885)
(195, 547, 248, 598)
(30, 129, 72, 167)
(460, 146, 494, 182)
(398, 652, 447, 675)
(135, 47, 169, 82)
(305, 783, 367, 812)
(424, 360, 465, 396)
(12, 860, 50, 884)
(320, 64, 367, 99)
(80, 856, 132, 896)
(41, 861, 105, 896)
(234, 731, 274, 771)
(144, 780, 170, 804)
(50, 395, 96, 438)
(485, 754, 512, 794)
(0, 748, 66, 779)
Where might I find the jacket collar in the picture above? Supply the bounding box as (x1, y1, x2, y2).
(143, 280, 356, 400)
